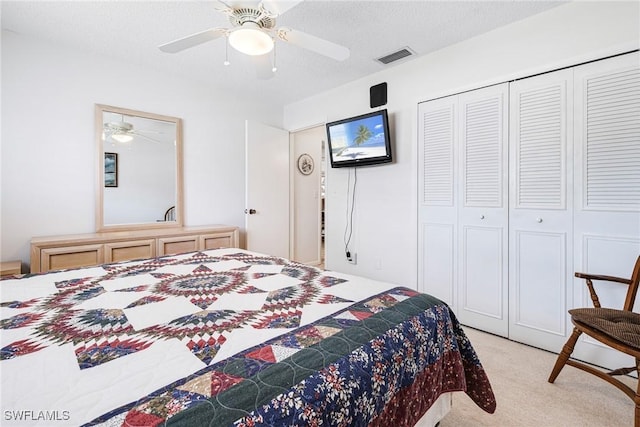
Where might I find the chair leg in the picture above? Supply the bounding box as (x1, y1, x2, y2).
(635, 358, 640, 427)
(548, 327, 582, 383)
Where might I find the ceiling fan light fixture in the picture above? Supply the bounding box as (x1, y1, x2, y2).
(112, 133, 134, 143)
(228, 23, 273, 56)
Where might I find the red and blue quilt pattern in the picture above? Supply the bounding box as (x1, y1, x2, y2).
(2, 251, 348, 369)
(1, 249, 495, 426)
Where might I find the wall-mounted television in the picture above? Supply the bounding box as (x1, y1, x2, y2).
(326, 109, 392, 168)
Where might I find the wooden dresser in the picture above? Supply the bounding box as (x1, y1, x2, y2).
(30, 225, 240, 273)
(1, 261, 22, 276)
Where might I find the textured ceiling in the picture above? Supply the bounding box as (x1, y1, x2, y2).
(1, 1, 564, 109)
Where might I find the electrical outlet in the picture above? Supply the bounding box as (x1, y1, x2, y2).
(347, 252, 357, 264)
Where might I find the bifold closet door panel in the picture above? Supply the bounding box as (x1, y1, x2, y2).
(508, 68, 574, 353)
(572, 51, 640, 369)
(456, 83, 509, 337)
(418, 96, 458, 308)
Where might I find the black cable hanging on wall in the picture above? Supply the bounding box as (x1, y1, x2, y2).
(344, 167, 357, 260)
(342, 81, 385, 261)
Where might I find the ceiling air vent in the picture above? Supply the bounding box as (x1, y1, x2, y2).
(376, 47, 415, 65)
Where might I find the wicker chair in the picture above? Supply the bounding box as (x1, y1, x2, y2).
(548, 255, 640, 426)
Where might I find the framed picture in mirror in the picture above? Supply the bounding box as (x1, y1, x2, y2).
(104, 152, 118, 187)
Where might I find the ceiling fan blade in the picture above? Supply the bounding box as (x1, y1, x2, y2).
(135, 134, 163, 144)
(211, 0, 233, 12)
(276, 27, 350, 61)
(254, 53, 275, 80)
(261, 0, 303, 16)
(136, 129, 164, 134)
(159, 28, 226, 53)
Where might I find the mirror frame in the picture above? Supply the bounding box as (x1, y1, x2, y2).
(95, 104, 184, 232)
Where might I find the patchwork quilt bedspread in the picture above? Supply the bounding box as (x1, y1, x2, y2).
(1, 248, 495, 426)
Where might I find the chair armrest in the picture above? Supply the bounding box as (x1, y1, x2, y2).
(575, 272, 632, 285)
(575, 272, 633, 309)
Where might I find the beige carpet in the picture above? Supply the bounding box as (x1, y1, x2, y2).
(439, 327, 635, 427)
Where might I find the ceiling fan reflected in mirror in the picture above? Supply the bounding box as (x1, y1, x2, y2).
(103, 116, 165, 145)
(158, 0, 350, 76)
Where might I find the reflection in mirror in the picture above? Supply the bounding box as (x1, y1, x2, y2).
(96, 104, 183, 232)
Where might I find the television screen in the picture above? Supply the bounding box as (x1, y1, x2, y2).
(326, 109, 392, 168)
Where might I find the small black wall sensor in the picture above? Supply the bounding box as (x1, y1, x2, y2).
(370, 82, 387, 108)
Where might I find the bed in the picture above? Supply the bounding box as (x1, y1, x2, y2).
(1, 248, 496, 426)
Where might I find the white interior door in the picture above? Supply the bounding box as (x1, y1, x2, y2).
(418, 96, 458, 307)
(456, 83, 509, 337)
(508, 68, 574, 353)
(418, 84, 509, 337)
(571, 52, 640, 369)
(418, 53, 639, 365)
(245, 120, 290, 258)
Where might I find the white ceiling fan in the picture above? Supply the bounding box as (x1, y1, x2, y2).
(103, 116, 165, 144)
(158, 0, 350, 75)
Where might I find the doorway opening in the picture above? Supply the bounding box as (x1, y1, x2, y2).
(291, 125, 325, 267)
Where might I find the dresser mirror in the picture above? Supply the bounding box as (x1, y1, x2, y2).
(96, 104, 183, 232)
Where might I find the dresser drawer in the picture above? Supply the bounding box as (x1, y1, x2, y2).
(41, 244, 104, 272)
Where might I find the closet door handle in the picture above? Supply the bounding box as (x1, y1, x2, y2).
(245, 209, 256, 215)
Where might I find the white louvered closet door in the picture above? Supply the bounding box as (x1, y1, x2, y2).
(418, 96, 458, 307)
(572, 52, 640, 370)
(508, 69, 574, 353)
(456, 84, 509, 337)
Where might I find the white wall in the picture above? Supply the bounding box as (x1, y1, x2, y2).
(283, 1, 640, 288)
(1, 31, 281, 267)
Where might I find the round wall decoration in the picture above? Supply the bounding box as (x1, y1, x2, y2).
(297, 153, 314, 175)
